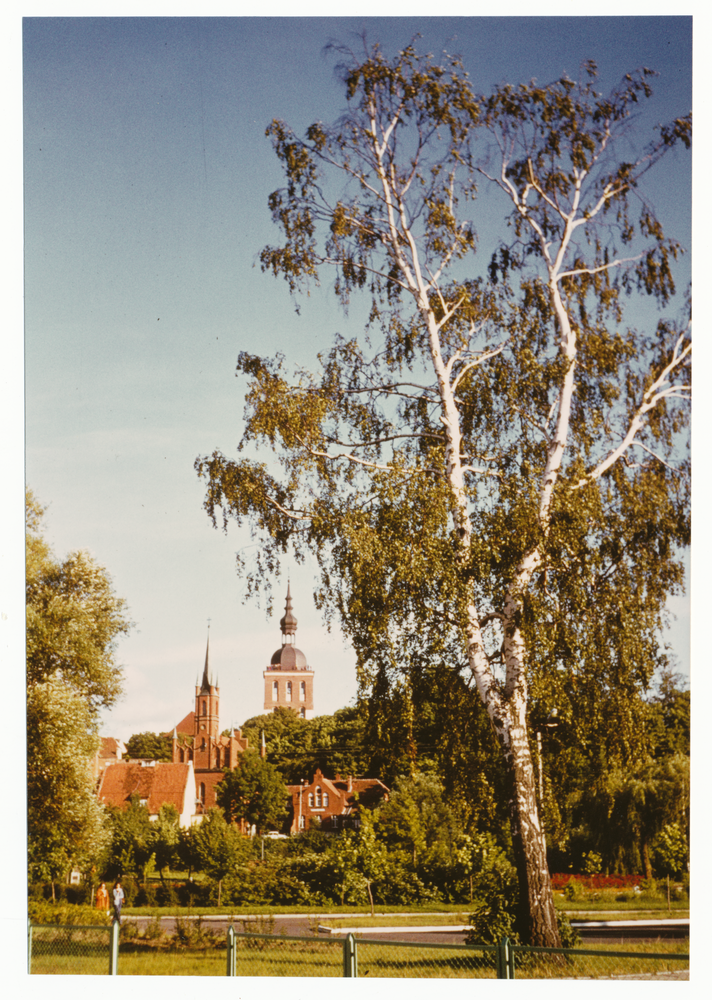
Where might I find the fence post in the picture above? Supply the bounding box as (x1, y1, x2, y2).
(109, 919, 120, 975)
(505, 937, 515, 979)
(497, 937, 513, 979)
(27, 920, 32, 975)
(226, 925, 236, 976)
(343, 933, 358, 977)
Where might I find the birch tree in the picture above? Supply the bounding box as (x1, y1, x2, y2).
(196, 44, 690, 945)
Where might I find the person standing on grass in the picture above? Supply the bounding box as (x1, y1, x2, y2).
(112, 880, 124, 923)
(96, 882, 109, 912)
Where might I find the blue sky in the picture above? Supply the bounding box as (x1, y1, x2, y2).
(20, 14, 692, 742)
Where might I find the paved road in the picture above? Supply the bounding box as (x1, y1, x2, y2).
(125, 914, 688, 945)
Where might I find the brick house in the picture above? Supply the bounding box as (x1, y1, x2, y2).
(97, 760, 197, 826)
(92, 735, 127, 783)
(286, 768, 389, 834)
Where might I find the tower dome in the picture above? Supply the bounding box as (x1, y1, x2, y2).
(270, 644, 308, 668)
(271, 582, 309, 669)
(264, 582, 315, 717)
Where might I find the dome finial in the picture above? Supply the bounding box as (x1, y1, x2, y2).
(280, 582, 298, 638)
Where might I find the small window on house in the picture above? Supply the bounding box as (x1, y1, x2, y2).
(272, 680, 278, 701)
(300, 681, 306, 701)
(315, 786, 322, 808)
(202, 700, 207, 715)
(323, 792, 329, 808)
(201, 738, 206, 751)
(286, 681, 292, 702)
(139, 798, 148, 807)
(308, 792, 314, 808)
(300, 708, 305, 719)
(199, 783, 206, 803)
(215, 748, 221, 768)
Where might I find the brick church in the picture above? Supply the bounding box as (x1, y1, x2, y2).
(169, 632, 251, 813)
(99, 586, 388, 830)
(168, 584, 315, 811)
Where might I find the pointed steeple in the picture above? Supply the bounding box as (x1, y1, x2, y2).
(279, 581, 298, 639)
(201, 629, 211, 690)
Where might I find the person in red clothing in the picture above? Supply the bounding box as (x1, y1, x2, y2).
(95, 882, 109, 911)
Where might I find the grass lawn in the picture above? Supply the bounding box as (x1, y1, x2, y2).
(30, 938, 689, 979)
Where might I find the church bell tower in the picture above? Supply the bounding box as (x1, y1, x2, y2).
(263, 584, 315, 718)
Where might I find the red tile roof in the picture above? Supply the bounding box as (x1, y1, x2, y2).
(173, 711, 195, 735)
(98, 761, 192, 814)
(99, 737, 125, 759)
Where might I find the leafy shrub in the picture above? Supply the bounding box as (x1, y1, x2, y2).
(133, 884, 158, 907)
(556, 912, 581, 948)
(652, 823, 688, 878)
(156, 881, 180, 906)
(563, 877, 586, 901)
(119, 877, 140, 906)
(171, 916, 222, 950)
(467, 858, 520, 945)
(637, 878, 665, 902)
(240, 914, 276, 936)
(144, 915, 166, 941)
(28, 900, 111, 925)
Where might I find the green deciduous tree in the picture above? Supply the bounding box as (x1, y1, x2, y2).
(376, 772, 460, 866)
(240, 705, 371, 784)
(574, 752, 689, 877)
(125, 731, 173, 761)
(196, 45, 690, 945)
(26, 490, 131, 889)
(150, 803, 181, 880)
(216, 751, 287, 833)
(27, 490, 130, 713)
(27, 677, 111, 890)
(192, 808, 251, 906)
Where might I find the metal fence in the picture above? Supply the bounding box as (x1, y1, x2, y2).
(28, 923, 689, 980)
(28, 922, 118, 975)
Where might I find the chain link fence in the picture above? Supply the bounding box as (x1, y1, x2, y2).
(28, 924, 115, 975)
(28, 922, 689, 979)
(510, 942, 689, 980)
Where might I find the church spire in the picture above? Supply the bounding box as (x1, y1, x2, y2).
(201, 628, 211, 690)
